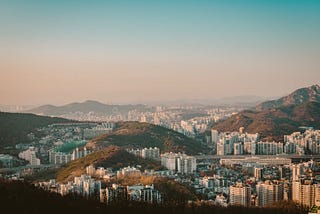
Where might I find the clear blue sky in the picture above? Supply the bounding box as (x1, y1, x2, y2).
(0, 0, 319, 105)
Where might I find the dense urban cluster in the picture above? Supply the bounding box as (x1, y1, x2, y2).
(2, 118, 320, 213)
(210, 128, 320, 156)
(29, 142, 320, 212)
(29, 105, 239, 138)
(36, 164, 162, 204)
(0, 106, 238, 169)
(0, 122, 114, 167)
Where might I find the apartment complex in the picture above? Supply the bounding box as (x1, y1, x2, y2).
(161, 152, 196, 174)
(127, 147, 160, 160)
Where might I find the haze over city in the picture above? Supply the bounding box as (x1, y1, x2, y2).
(0, 0, 319, 105)
(3, 1, 320, 214)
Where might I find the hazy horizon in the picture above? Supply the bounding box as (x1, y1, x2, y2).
(1, 1, 320, 105)
(0, 95, 273, 107)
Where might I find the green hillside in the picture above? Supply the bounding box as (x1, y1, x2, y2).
(0, 112, 69, 150)
(87, 121, 207, 155)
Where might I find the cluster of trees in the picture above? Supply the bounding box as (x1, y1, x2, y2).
(0, 112, 69, 150)
(0, 179, 308, 214)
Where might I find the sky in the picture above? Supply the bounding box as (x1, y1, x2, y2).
(0, 0, 319, 105)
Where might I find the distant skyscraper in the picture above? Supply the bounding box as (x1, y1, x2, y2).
(217, 139, 225, 156)
(211, 129, 219, 144)
(211, 129, 219, 154)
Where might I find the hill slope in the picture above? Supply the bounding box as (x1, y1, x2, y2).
(0, 112, 69, 149)
(26, 100, 154, 116)
(57, 146, 161, 182)
(56, 146, 197, 201)
(212, 102, 320, 141)
(87, 121, 207, 155)
(256, 84, 320, 111)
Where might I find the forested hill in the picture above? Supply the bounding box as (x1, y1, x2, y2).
(0, 112, 69, 149)
(87, 121, 208, 155)
(212, 102, 320, 141)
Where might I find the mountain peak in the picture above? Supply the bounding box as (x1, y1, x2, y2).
(297, 84, 320, 93)
(83, 100, 104, 104)
(256, 84, 320, 111)
(309, 84, 320, 91)
(213, 101, 320, 141)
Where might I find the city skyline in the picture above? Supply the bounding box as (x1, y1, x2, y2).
(1, 0, 320, 105)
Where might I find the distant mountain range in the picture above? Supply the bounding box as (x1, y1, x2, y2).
(212, 85, 320, 141)
(25, 100, 155, 116)
(24, 96, 268, 115)
(87, 121, 208, 155)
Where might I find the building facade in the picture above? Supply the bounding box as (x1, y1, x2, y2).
(229, 182, 251, 207)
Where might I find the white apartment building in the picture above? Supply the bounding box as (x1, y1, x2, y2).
(244, 141, 256, 155)
(256, 141, 283, 155)
(18, 147, 41, 166)
(117, 166, 141, 177)
(292, 180, 319, 208)
(161, 152, 196, 174)
(229, 182, 251, 207)
(256, 180, 283, 207)
(127, 147, 160, 160)
(234, 143, 244, 155)
(291, 164, 304, 181)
